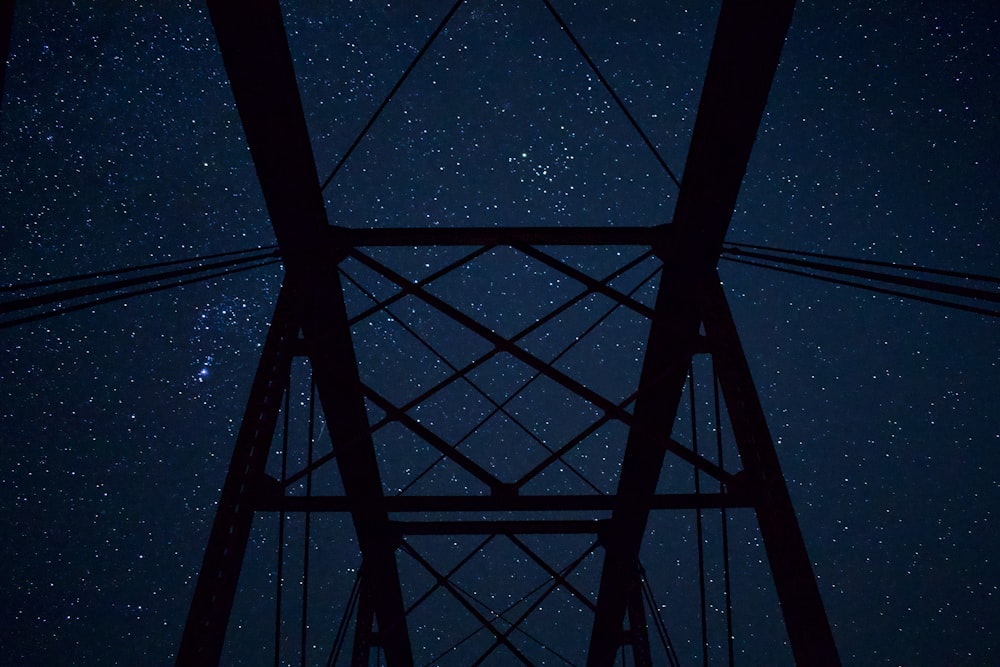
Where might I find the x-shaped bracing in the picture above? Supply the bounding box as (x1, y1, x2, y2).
(398, 535, 600, 666)
(187, 0, 841, 664)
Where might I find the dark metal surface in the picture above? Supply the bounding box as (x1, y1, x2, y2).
(257, 492, 754, 513)
(626, 571, 653, 667)
(670, 0, 797, 271)
(329, 224, 668, 248)
(392, 519, 605, 535)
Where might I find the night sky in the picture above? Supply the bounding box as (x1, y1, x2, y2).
(2, 1, 998, 665)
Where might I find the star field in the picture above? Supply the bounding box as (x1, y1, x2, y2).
(1, 1, 998, 665)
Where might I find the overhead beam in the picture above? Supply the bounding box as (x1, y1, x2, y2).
(329, 224, 668, 247)
(257, 492, 754, 513)
(391, 519, 604, 535)
(587, 1, 806, 665)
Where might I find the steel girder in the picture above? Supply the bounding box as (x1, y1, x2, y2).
(176, 282, 300, 665)
(586, 0, 840, 665)
(184, 0, 841, 664)
(180, 1, 413, 664)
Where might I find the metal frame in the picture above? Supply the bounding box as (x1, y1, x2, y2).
(179, 0, 841, 664)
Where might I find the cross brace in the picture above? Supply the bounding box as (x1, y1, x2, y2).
(186, 0, 841, 664)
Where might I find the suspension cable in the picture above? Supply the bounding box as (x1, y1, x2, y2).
(725, 240, 1000, 284)
(2, 249, 278, 316)
(7, 237, 993, 332)
(1, 246, 280, 329)
(275, 383, 291, 667)
(301, 374, 316, 667)
(541, 0, 681, 188)
(723, 255, 1000, 318)
(1, 244, 278, 293)
(689, 362, 708, 666)
(320, 0, 467, 191)
(714, 359, 734, 667)
(0, 257, 281, 330)
(722, 245, 999, 304)
(638, 564, 680, 667)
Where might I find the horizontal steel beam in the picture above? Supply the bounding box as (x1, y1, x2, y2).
(393, 520, 605, 535)
(588, 1, 804, 664)
(328, 225, 669, 248)
(257, 492, 753, 513)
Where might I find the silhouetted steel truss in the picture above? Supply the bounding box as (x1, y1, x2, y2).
(179, 1, 840, 665)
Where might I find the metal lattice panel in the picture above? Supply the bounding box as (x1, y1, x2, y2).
(178, 1, 839, 665)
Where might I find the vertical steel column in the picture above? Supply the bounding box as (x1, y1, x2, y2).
(196, 0, 413, 663)
(591, 0, 838, 664)
(671, 0, 839, 661)
(301, 259, 414, 666)
(699, 276, 840, 666)
(669, 0, 798, 268)
(587, 248, 701, 666)
(177, 284, 301, 665)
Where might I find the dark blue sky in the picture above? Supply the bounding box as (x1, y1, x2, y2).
(2, 1, 998, 664)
